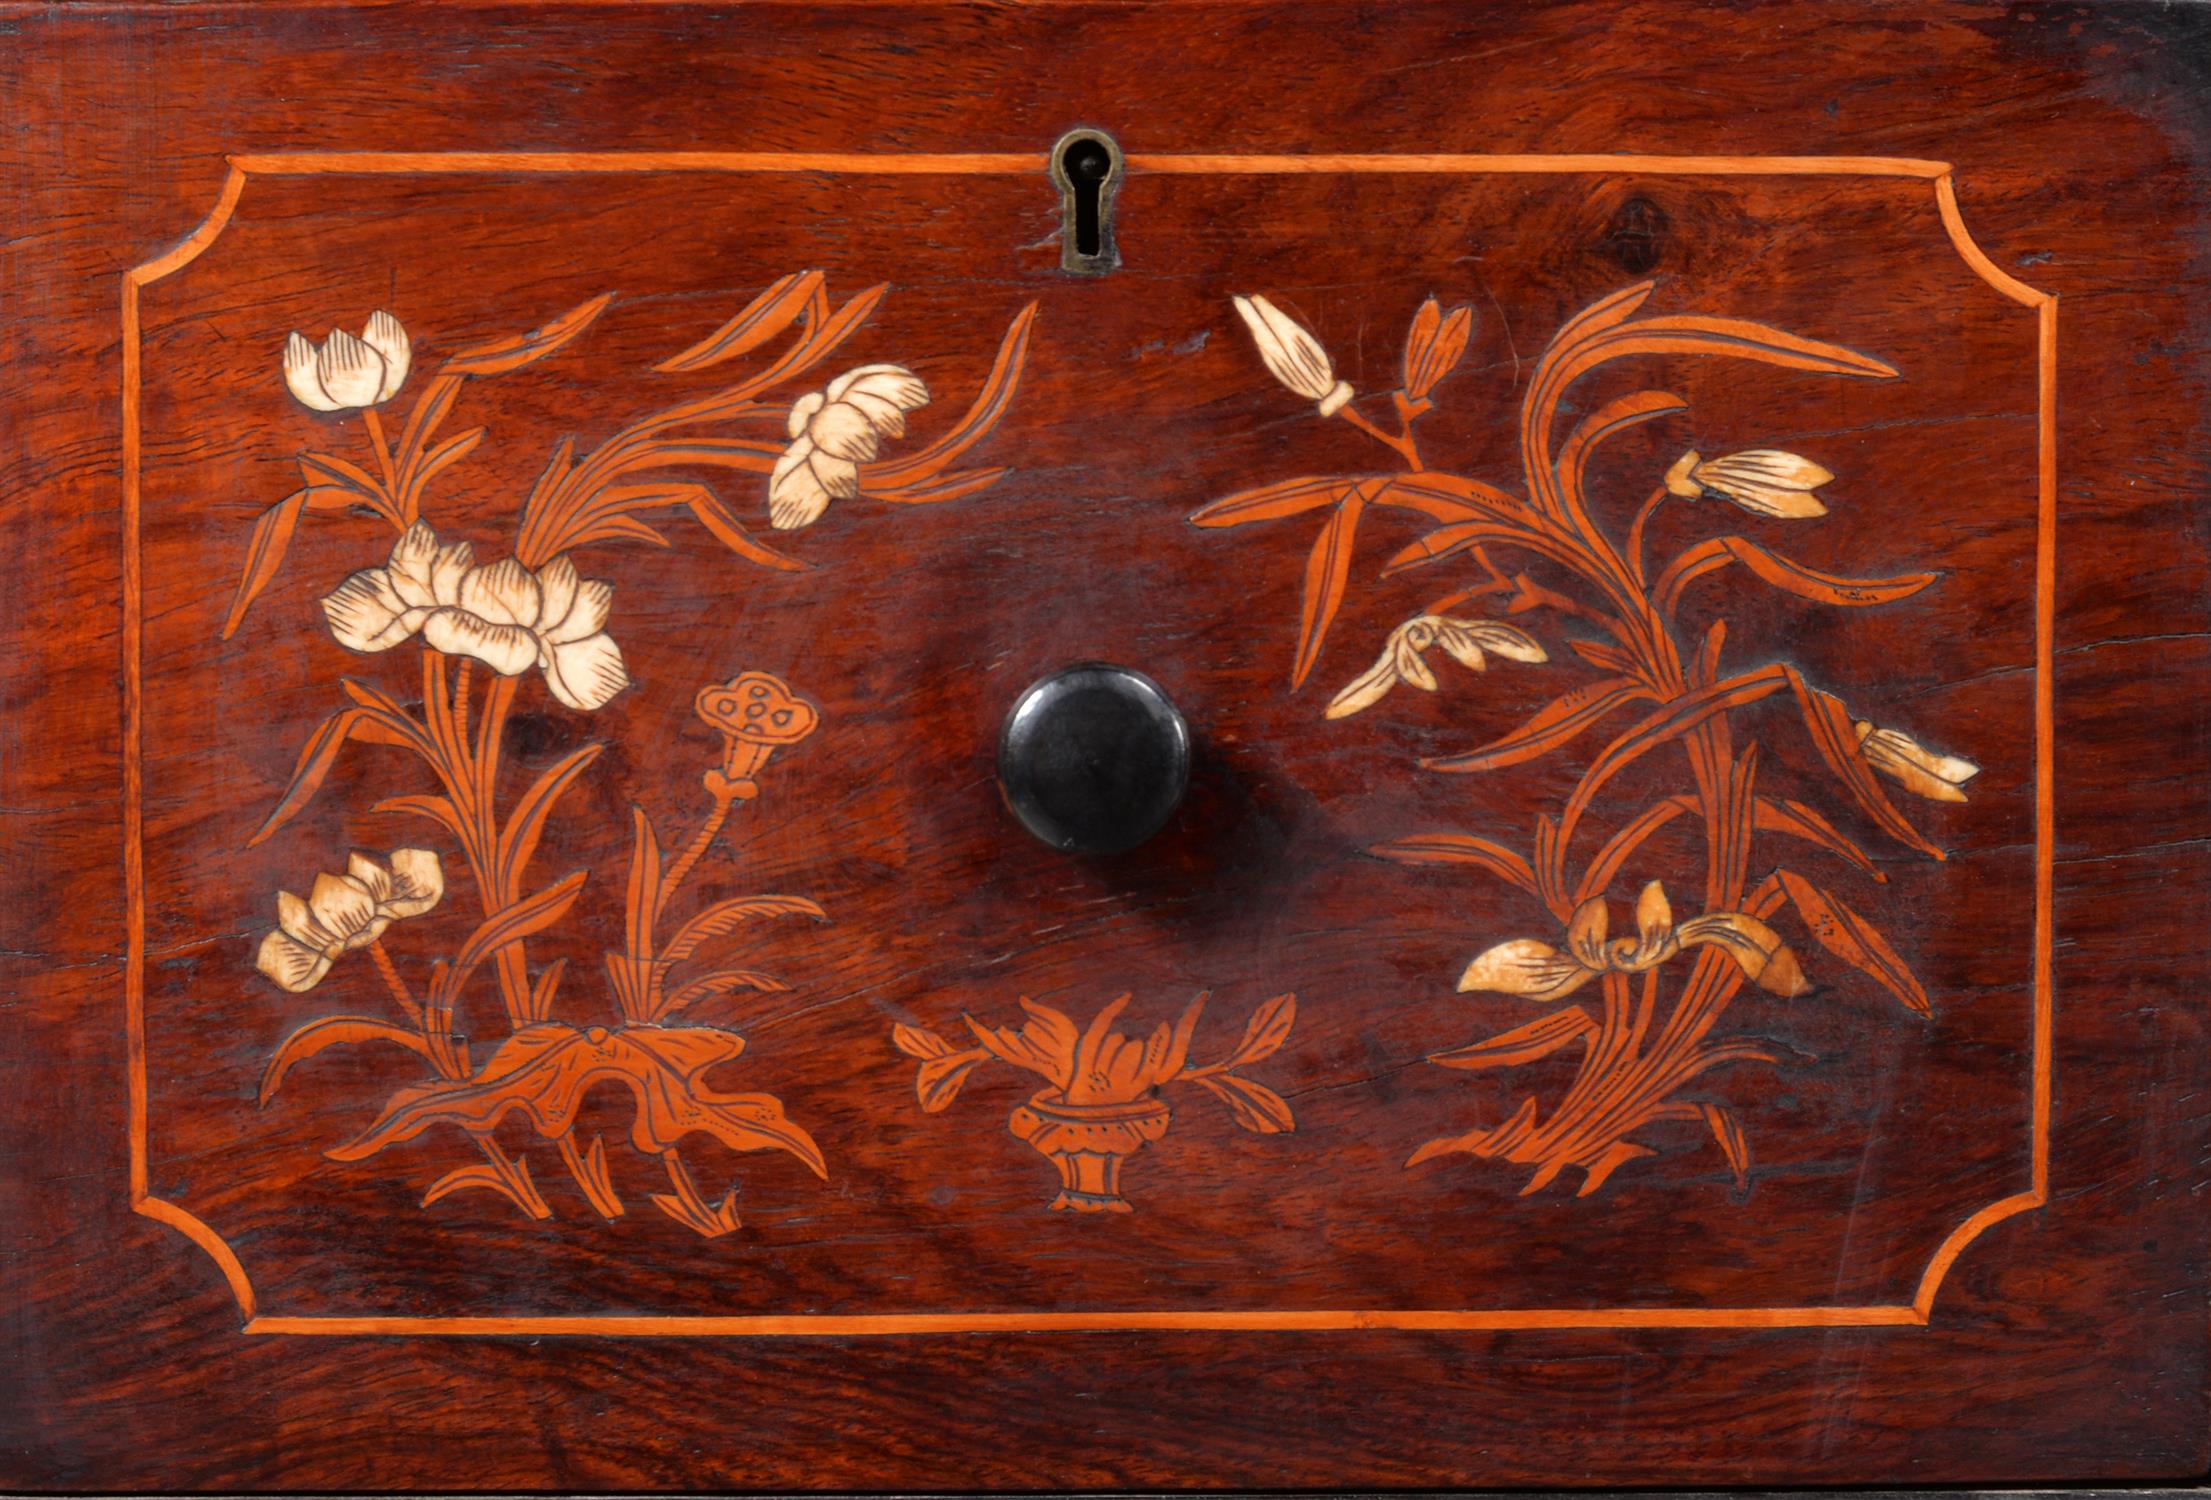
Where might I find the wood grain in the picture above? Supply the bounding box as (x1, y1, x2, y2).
(2, 1, 2207, 1488)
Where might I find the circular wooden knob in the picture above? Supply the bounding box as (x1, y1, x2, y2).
(999, 664, 1190, 854)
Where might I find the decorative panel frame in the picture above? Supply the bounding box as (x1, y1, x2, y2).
(124, 148, 2053, 1338)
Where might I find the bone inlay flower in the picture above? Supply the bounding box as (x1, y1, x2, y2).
(1232, 294, 1354, 417)
(283, 311, 411, 412)
(1327, 614, 1548, 719)
(768, 364, 931, 531)
(1855, 720, 1980, 802)
(1457, 881, 1809, 1004)
(1663, 449, 1834, 518)
(321, 522, 630, 711)
(255, 848, 444, 993)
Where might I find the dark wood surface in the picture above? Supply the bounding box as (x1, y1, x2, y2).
(3, 1, 2208, 1489)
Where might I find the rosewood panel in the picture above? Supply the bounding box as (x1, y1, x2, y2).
(2, 2, 2206, 1489)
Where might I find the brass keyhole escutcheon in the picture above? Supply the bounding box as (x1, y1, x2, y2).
(1052, 127, 1123, 274)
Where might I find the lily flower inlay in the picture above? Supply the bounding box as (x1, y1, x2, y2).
(768, 364, 931, 530)
(1663, 448, 1833, 519)
(1327, 614, 1548, 719)
(1232, 294, 1354, 417)
(321, 522, 629, 711)
(1856, 720, 1980, 803)
(283, 311, 411, 412)
(254, 848, 444, 993)
(1458, 881, 1810, 1004)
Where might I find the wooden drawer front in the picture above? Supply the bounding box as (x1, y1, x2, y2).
(133, 154, 2043, 1330)
(9, 3, 2207, 1490)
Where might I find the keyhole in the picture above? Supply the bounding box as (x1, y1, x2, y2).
(1052, 128, 1122, 274)
(1068, 141, 1108, 254)
(1604, 195, 1670, 274)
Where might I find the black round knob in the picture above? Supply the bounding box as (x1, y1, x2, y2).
(998, 664, 1190, 855)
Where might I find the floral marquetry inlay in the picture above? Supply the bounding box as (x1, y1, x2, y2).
(894, 992, 1298, 1213)
(113, 143, 2055, 1346)
(1195, 281, 1981, 1198)
(233, 275, 1039, 1235)
(38, 0, 2185, 1476)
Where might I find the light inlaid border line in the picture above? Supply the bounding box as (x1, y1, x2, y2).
(122, 150, 2052, 1337)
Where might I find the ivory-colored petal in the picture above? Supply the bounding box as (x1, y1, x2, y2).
(1323, 647, 1401, 719)
(541, 631, 630, 712)
(1663, 451, 1703, 498)
(457, 557, 541, 628)
(1238, 296, 1323, 389)
(306, 871, 379, 942)
(1694, 450, 1833, 519)
(1467, 621, 1549, 663)
(1862, 726, 1977, 802)
(1457, 939, 1592, 1002)
(385, 522, 443, 608)
(1873, 749, 1962, 802)
(1394, 635, 1440, 692)
(1894, 763, 1967, 802)
(827, 364, 929, 412)
(321, 567, 422, 653)
(256, 929, 333, 992)
(346, 852, 394, 905)
(422, 608, 540, 676)
(316, 328, 386, 409)
(541, 578, 612, 646)
(1714, 481, 1828, 519)
(1705, 449, 1833, 490)
(786, 390, 825, 441)
(381, 847, 445, 918)
(275, 889, 326, 948)
(1862, 728, 1945, 800)
(765, 438, 826, 530)
(1232, 295, 1281, 353)
(769, 439, 832, 530)
(1433, 622, 1489, 673)
(1248, 298, 1327, 394)
(1927, 749, 1980, 786)
(362, 310, 411, 401)
(1247, 296, 1326, 391)
(283, 332, 342, 411)
(534, 554, 580, 632)
(839, 388, 910, 438)
(810, 449, 860, 498)
(807, 400, 883, 463)
(1233, 294, 1338, 404)
(427, 540, 474, 607)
